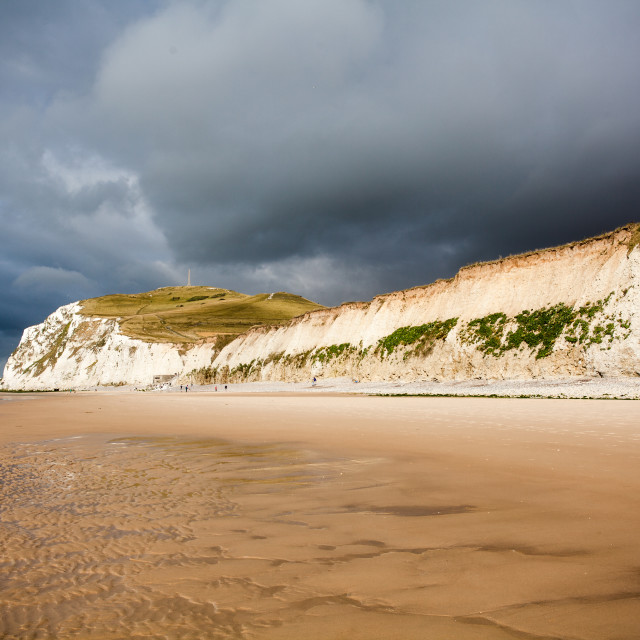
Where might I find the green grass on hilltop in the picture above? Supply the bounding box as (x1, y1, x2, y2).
(80, 286, 324, 344)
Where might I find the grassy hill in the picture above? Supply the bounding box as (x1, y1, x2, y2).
(80, 286, 324, 344)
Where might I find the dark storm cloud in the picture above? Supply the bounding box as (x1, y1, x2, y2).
(2, 0, 640, 370)
(0, 0, 165, 106)
(85, 0, 640, 273)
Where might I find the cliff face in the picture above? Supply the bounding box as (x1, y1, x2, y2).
(2, 302, 214, 390)
(3, 225, 640, 389)
(210, 226, 640, 383)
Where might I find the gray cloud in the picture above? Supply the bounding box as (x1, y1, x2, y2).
(13, 266, 94, 294)
(83, 1, 640, 264)
(2, 0, 640, 370)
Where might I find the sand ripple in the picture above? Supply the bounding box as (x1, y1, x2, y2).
(0, 435, 334, 638)
(1, 431, 639, 639)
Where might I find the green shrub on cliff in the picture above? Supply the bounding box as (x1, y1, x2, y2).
(464, 313, 507, 356)
(312, 343, 357, 363)
(462, 293, 627, 359)
(505, 304, 576, 358)
(376, 318, 458, 356)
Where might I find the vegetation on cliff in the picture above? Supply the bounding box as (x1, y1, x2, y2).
(461, 292, 630, 359)
(189, 288, 632, 384)
(376, 318, 458, 357)
(190, 318, 460, 383)
(24, 322, 72, 376)
(80, 286, 324, 344)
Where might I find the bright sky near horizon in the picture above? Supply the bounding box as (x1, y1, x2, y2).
(1, 0, 640, 370)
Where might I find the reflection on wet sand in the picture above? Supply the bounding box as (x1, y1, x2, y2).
(1, 435, 339, 639)
(1, 394, 640, 639)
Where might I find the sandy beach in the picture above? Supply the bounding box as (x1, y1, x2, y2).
(1, 390, 639, 639)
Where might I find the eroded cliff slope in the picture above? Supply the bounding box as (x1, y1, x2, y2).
(204, 224, 640, 384)
(3, 225, 639, 390)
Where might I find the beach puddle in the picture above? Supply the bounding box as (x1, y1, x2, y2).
(343, 504, 475, 517)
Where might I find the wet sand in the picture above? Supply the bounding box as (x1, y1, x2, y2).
(1, 392, 639, 639)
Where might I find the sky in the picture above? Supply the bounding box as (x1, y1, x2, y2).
(2, 0, 640, 371)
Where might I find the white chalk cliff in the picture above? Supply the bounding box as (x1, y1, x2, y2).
(3, 225, 639, 390)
